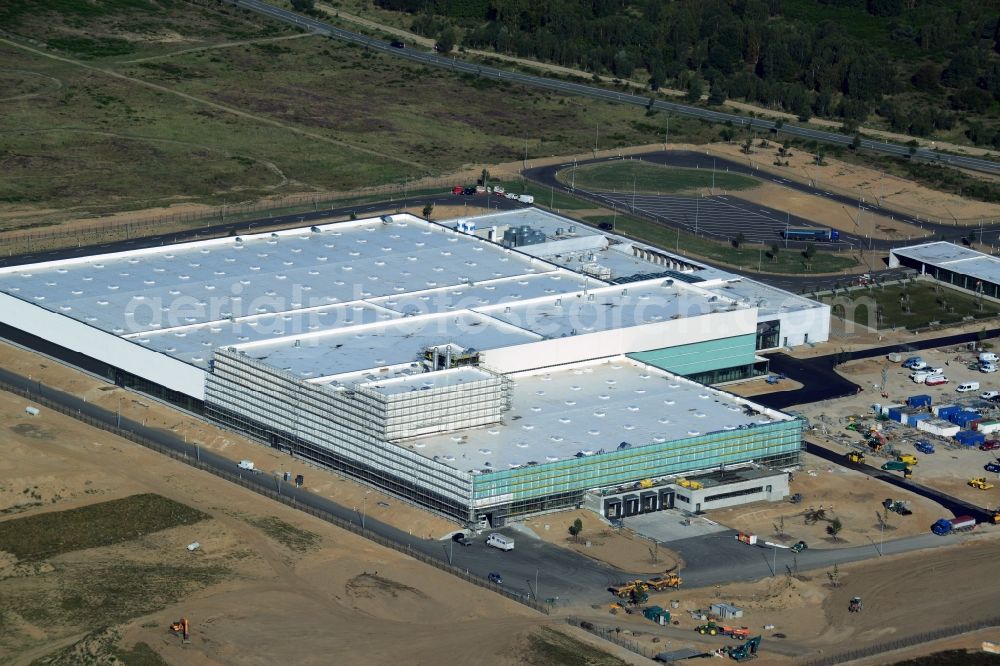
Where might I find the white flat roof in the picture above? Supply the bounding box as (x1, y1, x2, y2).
(407, 357, 790, 473)
(356, 365, 497, 397)
(696, 275, 823, 318)
(236, 311, 542, 380)
(892, 242, 1000, 285)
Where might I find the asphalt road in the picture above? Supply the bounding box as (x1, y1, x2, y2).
(757, 327, 1000, 410)
(227, 0, 1000, 176)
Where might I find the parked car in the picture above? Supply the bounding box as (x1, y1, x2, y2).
(451, 532, 472, 546)
(910, 371, 931, 383)
(908, 360, 928, 371)
(901, 356, 923, 369)
(462, 186, 477, 195)
(926, 367, 945, 376)
(598, 222, 614, 231)
(925, 375, 949, 386)
(487, 572, 503, 585)
(957, 381, 981, 393)
(985, 463, 1000, 473)
(915, 441, 935, 454)
(979, 441, 1000, 451)
(451, 185, 464, 195)
(981, 390, 1000, 400)
(981, 363, 997, 373)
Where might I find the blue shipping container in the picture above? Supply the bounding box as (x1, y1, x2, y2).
(953, 411, 982, 427)
(888, 408, 903, 422)
(937, 405, 962, 420)
(908, 413, 932, 427)
(955, 430, 985, 446)
(907, 394, 932, 408)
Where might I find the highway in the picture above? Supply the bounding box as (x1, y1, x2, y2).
(227, 0, 1000, 177)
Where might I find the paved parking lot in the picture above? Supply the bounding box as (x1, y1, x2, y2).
(625, 509, 732, 543)
(596, 191, 856, 248)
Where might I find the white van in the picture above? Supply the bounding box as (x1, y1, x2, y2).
(979, 352, 998, 363)
(910, 371, 931, 383)
(957, 381, 981, 393)
(981, 363, 997, 374)
(485, 533, 514, 551)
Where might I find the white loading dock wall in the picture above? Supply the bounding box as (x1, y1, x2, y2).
(671, 471, 789, 513)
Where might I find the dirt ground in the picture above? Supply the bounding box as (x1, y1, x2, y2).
(705, 452, 945, 546)
(723, 377, 804, 398)
(798, 349, 1000, 508)
(1, 386, 630, 665)
(573, 537, 1000, 665)
(523, 509, 682, 575)
(0, 340, 458, 540)
(697, 142, 1000, 223)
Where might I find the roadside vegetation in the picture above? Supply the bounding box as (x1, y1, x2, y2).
(248, 516, 321, 553)
(823, 281, 1000, 330)
(0, 493, 208, 561)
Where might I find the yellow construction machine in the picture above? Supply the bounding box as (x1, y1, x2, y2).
(646, 572, 683, 591)
(969, 477, 995, 490)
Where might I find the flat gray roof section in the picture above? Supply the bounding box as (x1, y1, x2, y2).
(235, 311, 543, 380)
(0, 216, 554, 338)
(892, 241, 1000, 285)
(407, 357, 788, 474)
(697, 276, 822, 318)
(482, 279, 746, 338)
(357, 366, 496, 397)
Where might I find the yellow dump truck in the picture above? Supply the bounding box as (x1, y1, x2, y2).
(646, 573, 682, 591)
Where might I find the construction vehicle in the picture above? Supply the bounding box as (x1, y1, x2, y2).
(694, 622, 750, 639)
(846, 451, 865, 464)
(677, 478, 704, 490)
(882, 498, 913, 516)
(897, 454, 918, 466)
(790, 540, 808, 553)
(723, 636, 761, 661)
(880, 461, 909, 471)
(646, 572, 682, 590)
(991, 510, 1000, 525)
(915, 441, 935, 455)
(969, 477, 995, 490)
(931, 515, 977, 535)
(169, 617, 190, 641)
(848, 597, 863, 613)
(903, 467, 913, 479)
(637, 478, 654, 489)
(695, 621, 721, 636)
(608, 579, 647, 598)
(788, 492, 802, 504)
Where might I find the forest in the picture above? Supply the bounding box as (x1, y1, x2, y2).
(374, 0, 1000, 148)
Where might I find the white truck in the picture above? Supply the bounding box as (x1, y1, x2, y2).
(485, 533, 514, 551)
(516, 194, 534, 204)
(237, 460, 256, 471)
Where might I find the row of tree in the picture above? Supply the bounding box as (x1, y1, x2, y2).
(374, 0, 1000, 141)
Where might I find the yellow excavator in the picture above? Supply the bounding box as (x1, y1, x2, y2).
(969, 478, 995, 490)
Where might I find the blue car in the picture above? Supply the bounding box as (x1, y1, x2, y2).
(985, 463, 1000, 473)
(915, 441, 935, 454)
(487, 572, 503, 585)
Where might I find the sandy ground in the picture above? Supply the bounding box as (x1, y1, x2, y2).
(573, 536, 1000, 665)
(704, 452, 945, 545)
(523, 509, 682, 575)
(795, 346, 1000, 508)
(0, 386, 603, 666)
(0, 340, 459, 540)
(849, 628, 1000, 665)
(698, 142, 1000, 223)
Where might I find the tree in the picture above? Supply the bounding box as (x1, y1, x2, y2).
(851, 134, 862, 151)
(290, 0, 314, 11)
(479, 168, 490, 187)
(732, 232, 746, 249)
(804, 243, 816, 259)
(707, 82, 727, 106)
(827, 563, 842, 587)
(686, 77, 703, 103)
(770, 242, 780, 263)
(422, 203, 434, 218)
(435, 26, 457, 54)
(827, 517, 843, 539)
(568, 517, 583, 542)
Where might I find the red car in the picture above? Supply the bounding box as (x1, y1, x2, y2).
(979, 441, 1000, 451)
(451, 186, 464, 195)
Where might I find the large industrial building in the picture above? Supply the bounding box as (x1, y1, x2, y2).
(0, 209, 825, 524)
(890, 241, 1000, 299)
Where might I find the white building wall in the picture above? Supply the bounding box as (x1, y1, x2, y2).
(769, 305, 831, 349)
(480, 307, 757, 373)
(0, 292, 205, 399)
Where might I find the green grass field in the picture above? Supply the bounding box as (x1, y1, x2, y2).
(584, 213, 858, 275)
(824, 282, 1000, 330)
(0, 0, 720, 230)
(0, 493, 208, 561)
(559, 161, 760, 195)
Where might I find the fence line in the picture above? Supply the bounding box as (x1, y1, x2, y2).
(798, 615, 1000, 665)
(564, 616, 660, 660)
(0, 377, 547, 615)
